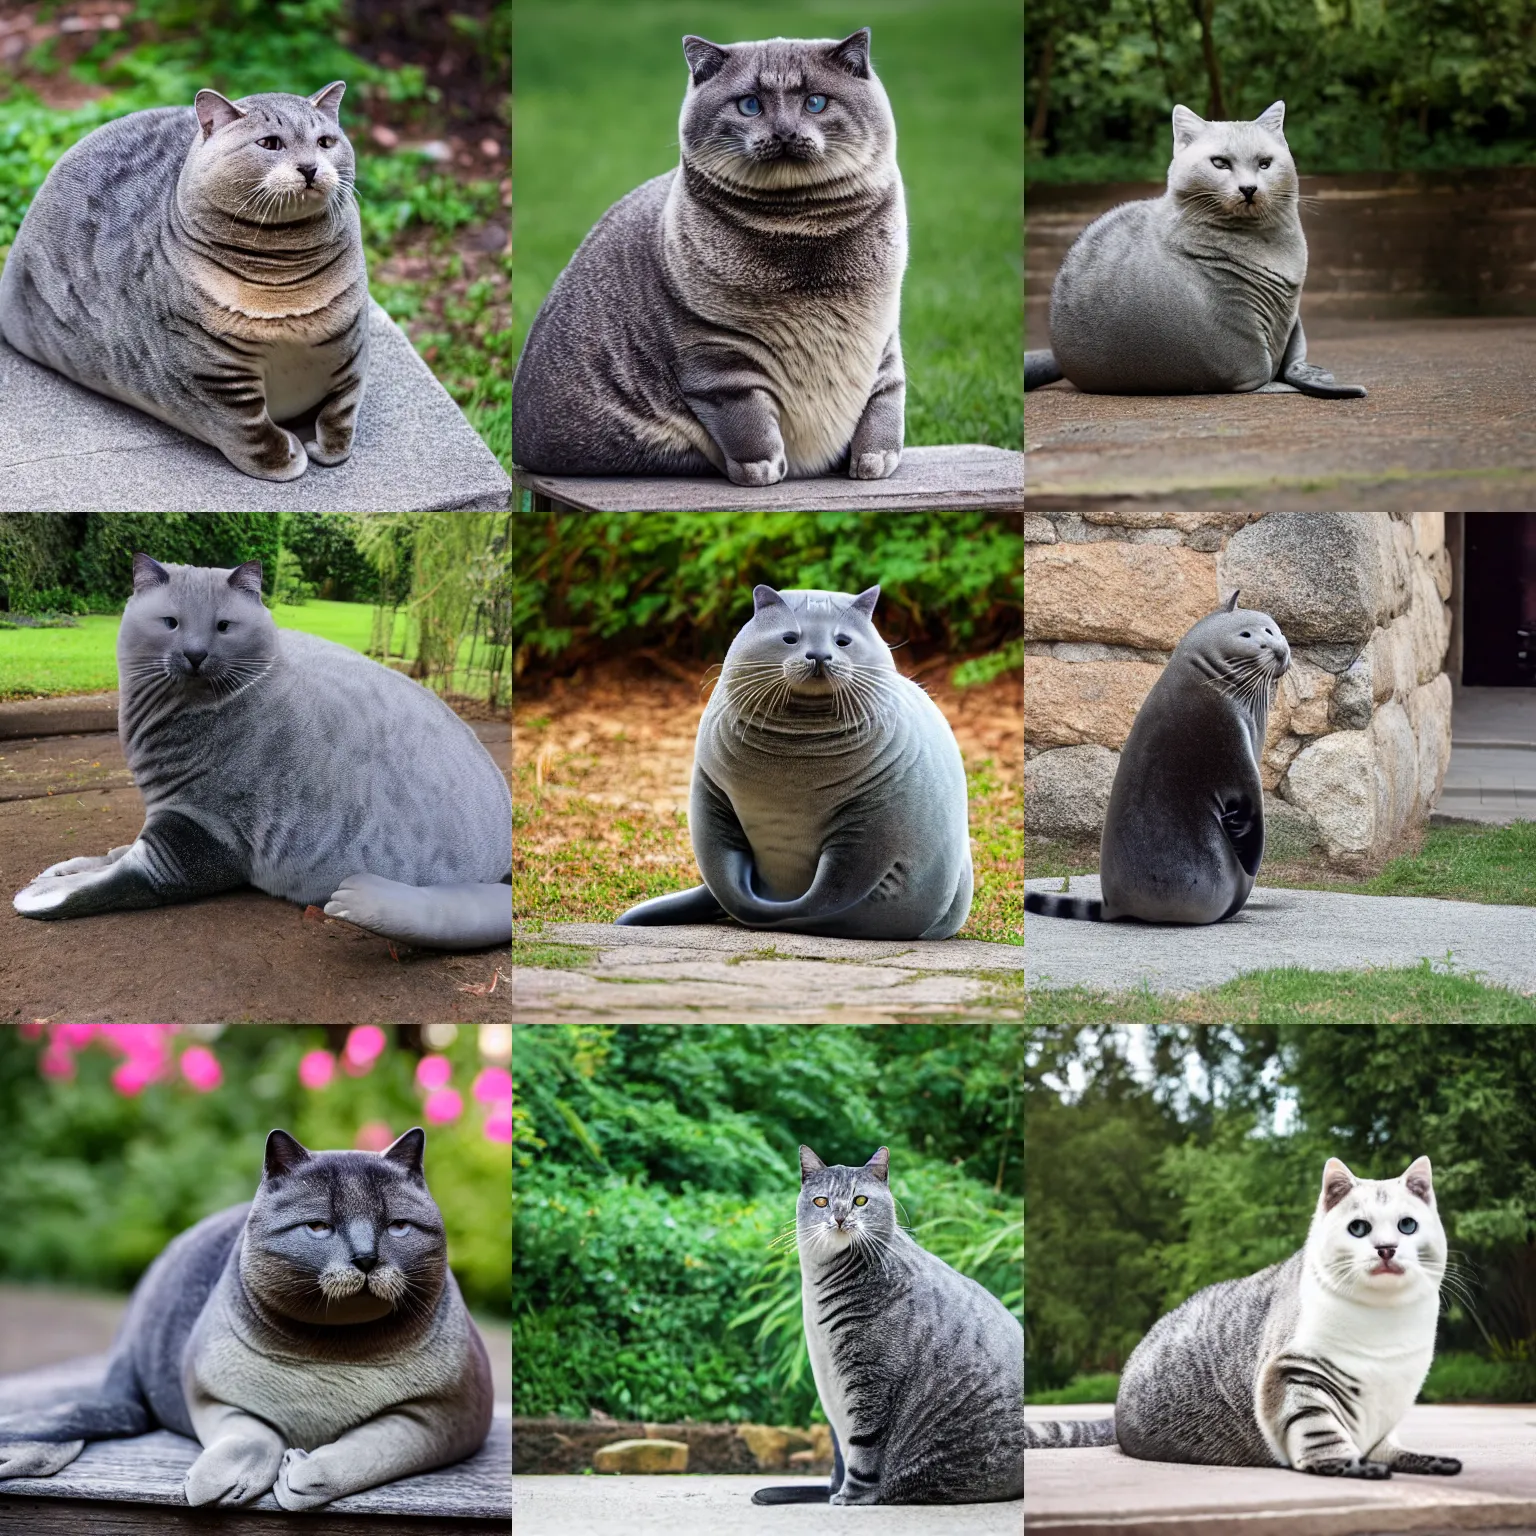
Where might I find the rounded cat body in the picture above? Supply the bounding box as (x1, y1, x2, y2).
(512, 29, 907, 485)
(0, 86, 369, 481)
(1025, 102, 1365, 399)
(615, 585, 972, 940)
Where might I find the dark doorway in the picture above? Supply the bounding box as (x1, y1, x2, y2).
(1463, 514, 1536, 687)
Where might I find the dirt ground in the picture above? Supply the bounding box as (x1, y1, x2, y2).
(0, 725, 511, 1025)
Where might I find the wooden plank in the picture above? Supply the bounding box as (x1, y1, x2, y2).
(512, 444, 1024, 512)
(0, 1495, 508, 1534)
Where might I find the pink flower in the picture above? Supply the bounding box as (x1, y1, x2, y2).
(424, 1088, 463, 1125)
(39, 1046, 75, 1081)
(473, 1066, 512, 1105)
(19, 1023, 44, 1041)
(342, 1025, 387, 1075)
(298, 1049, 335, 1090)
(180, 1046, 222, 1092)
(111, 1057, 157, 1096)
(56, 1023, 97, 1050)
(416, 1055, 452, 1091)
(355, 1121, 395, 1152)
(484, 1108, 512, 1144)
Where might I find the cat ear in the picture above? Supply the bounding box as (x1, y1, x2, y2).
(195, 89, 247, 140)
(847, 586, 881, 620)
(1223, 589, 1240, 612)
(1320, 1156, 1356, 1212)
(1256, 100, 1286, 136)
(683, 36, 729, 85)
(799, 1145, 827, 1180)
(382, 1127, 426, 1177)
(227, 561, 263, 598)
(309, 82, 346, 122)
(1172, 104, 1206, 151)
(1403, 1156, 1434, 1205)
(865, 1146, 890, 1183)
(264, 1129, 312, 1180)
(132, 553, 170, 593)
(753, 584, 792, 615)
(826, 28, 872, 79)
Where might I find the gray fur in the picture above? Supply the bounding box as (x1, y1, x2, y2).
(1025, 590, 1288, 925)
(1025, 101, 1365, 399)
(1026, 1158, 1460, 1481)
(0, 85, 368, 481)
(512, 29, 906, 484)
(11, 556, 511, 950)
(615, 584, 971, 939)
(0, 1128, 494, 1508)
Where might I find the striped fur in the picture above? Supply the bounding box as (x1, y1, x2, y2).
(1024, 891, 1103, 921)
(1023, 1418, 1116, 1448)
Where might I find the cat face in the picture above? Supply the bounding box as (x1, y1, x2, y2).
(183, 84, 355, 224)
(1182, 592, 1291, 700)
(118, 555, 278, 702)
(242, 1128, 447, 1327)
(1167, 101, 1296, 223)
(678, 29, 896, 190)
(720, 585, 896, 729)
(797, 1145, 896, 1260)
(1308, 1155, 1447, 1302)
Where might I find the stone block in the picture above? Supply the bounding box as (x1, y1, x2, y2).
(1024, 540, 1217, 648)
(1023, 515, 1056, 543)
(1261, 731, 1305, 792)
(592, 1438, 689, 1474)
(0, 691, 117, 740)
(1367, 617, 1417, 703)
(1283, 728, 1378, 858)
(1409, 557, 1452, 685)
(1427, 543, 1453, 602)
(0, 301, 512, 512)
(1024, 744, 1119, 839)
(1329, 658, 1374, 730)
(1263, 793, 1324, 860)
(738, 1425, 790, 1471)
(1413, 511, 1445, 557)
(1372, 699, 1420, 847)
(1270, 659, 1334, 739)
(1408, 672, 1454, 816)
(1024, 655, 1160, 749)
(1081, 509, 1252, 533)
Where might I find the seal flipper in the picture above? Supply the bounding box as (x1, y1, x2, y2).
(615, 885, 728, 925)
(1277, 319, 1365, 398)
(1220, 794, 1264, 878)
(1025, 349, 1064, 390)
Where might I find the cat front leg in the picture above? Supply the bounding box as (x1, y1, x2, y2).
(1261, 1354, 1388, 1478)
(183, 1401, 286, 1507)
(1277, 319, 1367, 399)
(273, 1409, 480, 1511)
(1369, 1434, 1462, 1475)
(306, 311, 369, 466)
(846, 329, 904, 480)
(203, 380, 310, 481)
(826, 1425, 886, 1505)
(678, 349, 787, 485)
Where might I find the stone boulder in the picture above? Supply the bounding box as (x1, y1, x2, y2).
(593, 1438, 689, 1473)
(1262, 793, 1324, 861)
(1024, 656, 1160, 749)
(1023, 540, 1217, 648)
(1025, 745, 1119, 840)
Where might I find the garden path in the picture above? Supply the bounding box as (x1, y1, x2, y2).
(1025, 1402, 1536, 1533)
(1025, 874, 1536, 994)
(1025, 317, 1536, 512)
(1438, 686, 1536, 825)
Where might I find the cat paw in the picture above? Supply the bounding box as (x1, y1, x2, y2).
(304, 438, 352, 467)
(13, 872, 88, 918)
(233, 430, 309, 483)
(33, 854, 114, 879)
(184, 1437, 283, 1506)
(850, 449, 900, 480)
(725, 453, 787, 487)
(323, 873, 402, 936)
(0, 1439, 84, 1478)
(1302, 1457, 1391, 1479)
(273, 1446, 340, 1511)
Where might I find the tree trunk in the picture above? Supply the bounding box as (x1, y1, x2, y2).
(1029, 31, 1056, 147)
(1190, 0, 1227, 119)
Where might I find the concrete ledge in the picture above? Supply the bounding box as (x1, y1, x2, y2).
(513, 443, 1023, 511)
(0, 692, 118, 740)
(0, 301, 512, 512)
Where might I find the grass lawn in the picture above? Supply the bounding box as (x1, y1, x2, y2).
(512, 0, 1023, 452)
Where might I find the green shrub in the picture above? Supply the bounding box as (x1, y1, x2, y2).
(1026, 1372, 1121, 1405)
(73, 513, 285, 603)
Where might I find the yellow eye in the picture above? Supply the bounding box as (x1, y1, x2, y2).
(813, 1196, 828, 1208)
(853, 1195, 868, 1206)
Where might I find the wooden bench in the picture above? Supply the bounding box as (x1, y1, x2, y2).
(513, 443, 1024, 512)
(0, 1357, 510, 1535)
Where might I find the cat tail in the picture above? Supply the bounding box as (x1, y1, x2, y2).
(1025, 349, 1064, 390)
(616, 884, 729, 925)
(0, 1358, 150, 1478)
(751, 1484, 831, 1503)
(323, 874, 512, 950)
(1024, 1417, 1118, 1449)
(1025, 891, 1104, 921)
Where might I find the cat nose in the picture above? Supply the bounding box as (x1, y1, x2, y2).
(1239, 184, 1258, 203)
(183, 649, 208, 671)
(806, 650, 831, 662)
(1375, 1244, 1397, 1261)
(352, 1252, 378, 1273)
(298, 162, 318, 186)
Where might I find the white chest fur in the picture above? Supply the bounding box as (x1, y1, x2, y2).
(801, 1254, 854, 1451)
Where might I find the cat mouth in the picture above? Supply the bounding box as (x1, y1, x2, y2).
(1368, 1260, 1406, 1276)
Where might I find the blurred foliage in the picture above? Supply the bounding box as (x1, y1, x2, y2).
(1027, 1025, 1536, 1400)
(0, 1027, 510, 1317)
(512, 512, 1024, 682)
(512, 1024, 1023, 1423)
(1027, 0, 1536, 183)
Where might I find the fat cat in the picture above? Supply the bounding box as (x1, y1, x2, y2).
(0, 1128, 493, 1508)
(1024, 102, 1365, 399)
(753, 1147, 1023, 1506)
(1026, 1157, 1461, 1482)
(615, 585, 971, 939)
(11, 555, 512, 950)
(0, 85, 368, 481)
(513, 28, 906, 485)
(1025, 592, 1287, 924)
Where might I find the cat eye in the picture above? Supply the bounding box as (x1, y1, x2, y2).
(1210, 156, 1231, 169)
(853, 1195, 868, 1206)
(738, 96, 762, 117)
(305, 1221, 332, 1235)
(1346, 1218, 1371, 1238)
(834, 634, 851, 647)
(257, 136, 284, 151)
(782, 633, 798, 644)
(805, 95, 828, 114)
(1398, 1217, 1419, 1235)
(1259, 158, 1273, 169)
(162, 617, 179, 630)
(216, 621, 231, 633)
(813, 1196, 828, 1207)
(387, 1221, 412, 1235)
(317, 136, 337, 149)
(1239, 631, 1251, 638)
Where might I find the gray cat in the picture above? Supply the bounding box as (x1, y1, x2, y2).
(1026, 1157, 1461, 1481)
(1024, 102, 1365, 398)
(0, 85, 368, 481)
(754, 1147, 1023, 1506)
(11, 555, 511, 950)
(615, 585, 972, 939)
(513, 28, 906, 485)
(0, 1128, 494, 1508)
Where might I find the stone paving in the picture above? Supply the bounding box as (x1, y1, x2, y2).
(1438, 686, 1536, 825)
(512, 922, 1024, 1023)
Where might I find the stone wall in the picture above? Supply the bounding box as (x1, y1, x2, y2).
(512, 1416, 834, 1475)
(1024, 512, 1453, 867)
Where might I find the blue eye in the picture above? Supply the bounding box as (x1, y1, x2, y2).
(805, 95, 827, 114)
(1347, 1219, 1371, 1238)
(738, 96, 761, 117)
(1398, 1217, 1418, 1235)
